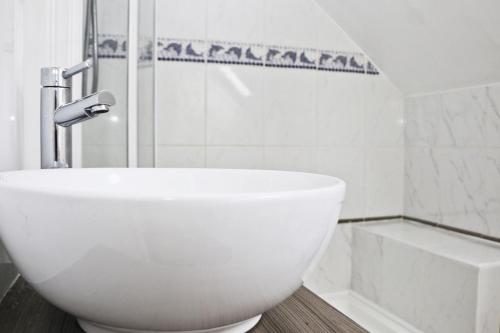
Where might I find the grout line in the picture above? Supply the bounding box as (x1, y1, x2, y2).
(340, 215, 500, 244)
(406, 81, 500, 98)
(202, 0, 208, 168)
(338, 215, 402, 224)
(153, 0, 158, 167)
(403, 216, 500, 244)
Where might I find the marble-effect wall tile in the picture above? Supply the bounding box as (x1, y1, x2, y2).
(352, 224, 480, 333)
(304, 224, 353, 293)
(405, 83, 500, 238)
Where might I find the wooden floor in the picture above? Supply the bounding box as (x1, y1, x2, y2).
(0, 278, 368, 333)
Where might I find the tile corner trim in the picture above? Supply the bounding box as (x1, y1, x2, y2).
(339, 215, 500, 244)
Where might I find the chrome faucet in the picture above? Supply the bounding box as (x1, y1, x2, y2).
(40, 59, 115, 169)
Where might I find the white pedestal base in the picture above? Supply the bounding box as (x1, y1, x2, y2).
(78, 315, 262, 333)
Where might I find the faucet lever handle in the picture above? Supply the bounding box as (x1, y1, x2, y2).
(63, 58, 93, 79)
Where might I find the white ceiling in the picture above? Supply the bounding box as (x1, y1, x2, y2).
(315, 0, 500, 94)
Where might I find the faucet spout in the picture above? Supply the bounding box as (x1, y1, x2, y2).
(40, 62, 116, 169)
(54, 90, 116, 127)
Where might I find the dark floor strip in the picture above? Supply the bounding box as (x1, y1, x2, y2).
(0, 278, 367, 333)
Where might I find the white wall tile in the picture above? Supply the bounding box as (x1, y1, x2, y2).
(150, 2, 404, 222)
(263, 68, 317, 146)
(264, 147, 317, 173)
(0, 0, 17, 270)
(157, 0, 206, 39)
(437, 148, 500, 236)
(352, 226, 478, 333)
(365, 76, 404, 147)
(365, 148, 404, 216)
(317, 72, 365, 147)
(156, 146, 206, 168)
(315, 3, 362, 52)
(82, 145, 127, 168)
(206, 65, 264, 145)
(97, 0, 129, 35)
(157, 62, 206, 145)
(149, 0, 404, 223)
(440, 85, 500, 148)
(405, 83, 500, 238)
(263, 0, 318, 48)
(404, 147, 443, 222)
(0, 0, 18, 172)
(477, 265, 500, 333)
(82, 58, 128, 167)
(317, 148, 365, 218)
(138, 65, 155, 167)
(207, 0, 264, 43)
(82, 59, 128, 147)
(206, 146, 264, 169)
(405, 94, 450, 147)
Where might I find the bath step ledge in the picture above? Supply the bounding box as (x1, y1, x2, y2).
(351, 220, 500, 333)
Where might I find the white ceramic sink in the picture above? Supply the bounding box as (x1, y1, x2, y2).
(0, 168, 345, 333)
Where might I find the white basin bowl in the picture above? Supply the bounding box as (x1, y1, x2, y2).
(0, 168, 345, 333)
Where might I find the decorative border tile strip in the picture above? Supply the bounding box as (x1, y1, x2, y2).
(159, 38, 379, 74)
(158, 38, 206, 63)
(96, 34, 380, 75)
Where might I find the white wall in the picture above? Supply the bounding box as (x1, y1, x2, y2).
(154, 0, 405, 219)
(0, 0, 83, 295)
(14, 0, 83, 169)
(315, 0, 500, 94)
(405, 84, 500, 238)
(0, 0, 20, 296)
(0, 0, 19, 172)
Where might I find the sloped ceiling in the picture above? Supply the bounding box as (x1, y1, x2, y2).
(315, 0, 500, 94)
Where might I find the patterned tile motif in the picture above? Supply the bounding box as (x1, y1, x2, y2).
(95, 34, 379, 75)
(157, 38, 206, 63)
(138, 36, 154, 63)
(207, 41, 265, 66)
(265, 46, 317, 69)
(95, 34, 127, 59)
(317, 51, 365, 73)
(366, 61, 380, 75)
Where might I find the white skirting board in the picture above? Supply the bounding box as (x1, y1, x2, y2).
(321, 290, 423, 333)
